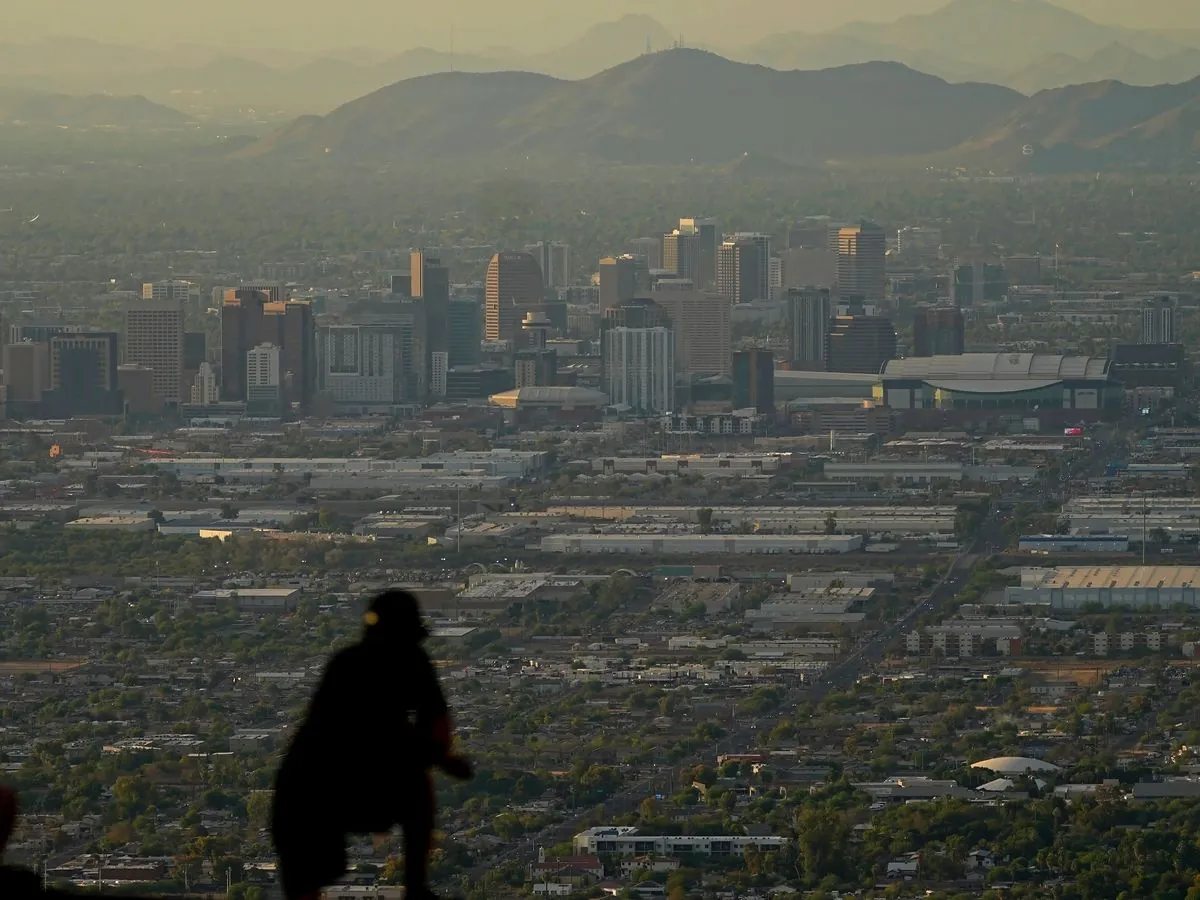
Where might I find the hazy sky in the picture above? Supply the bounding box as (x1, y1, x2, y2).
(8, 0, 1200, 52)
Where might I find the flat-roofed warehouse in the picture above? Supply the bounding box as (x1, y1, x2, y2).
(876, 353, 1120, 422)
(1006, 565, 1200, 609)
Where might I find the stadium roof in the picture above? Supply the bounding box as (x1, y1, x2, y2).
(882, 353, 1110, 381)
(489, 387, 608, 408)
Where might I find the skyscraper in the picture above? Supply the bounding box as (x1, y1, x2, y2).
(142, 280, 198, 306)
(220, 288, 266, 401)
(824, 315, 897, 375)
(318, 324, 416, 410)
(46, 332, 122, 415)
(678, 217, 718, 289)
(259, 300, 316, 409)
(732, 349, 775, 414)
(598, 255, 638, 312)
(602, 301, 675, 416)
(786, 287, 833, 371)
(623, 237, 662, 272)
(411, 249, 450, 398)
(950, 262, 1008, 307)
(246, 343, 283, 414)
(913, 306, 965, 357)
(124, 297, 184, 404)
(836, 222, 887, 303)
(525, 241, 571, 290)
(716, 237, 766, 304)
(1141, 296, 1176, 344)
(649, 287, 732, 377)
(2, 342, 49, 418)
(447, 299, 482, 367)
(514, 312, 558, 388)
(485, 251, 544, 342)
(662, 229, 700, 284)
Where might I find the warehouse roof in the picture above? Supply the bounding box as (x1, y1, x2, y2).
(1038, 565, 1200, 589)
(882, 353, 1110, 381)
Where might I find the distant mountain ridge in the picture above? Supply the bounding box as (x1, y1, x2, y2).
(239, 49, 1200, 173)
(0, 89, 184, 126)
(238, 50, 1023, 166)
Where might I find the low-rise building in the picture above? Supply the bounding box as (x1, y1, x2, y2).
(573, 827, 786, 858)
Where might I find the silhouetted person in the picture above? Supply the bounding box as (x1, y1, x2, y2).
(272, 591, 472, 900)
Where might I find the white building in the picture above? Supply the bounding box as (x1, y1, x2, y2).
(540, 533, 862, 555)
(430, 350, 448, 398)
(603, 326, 674, 414)
(573, 827, 785, 858)
(189, 361, 220, 405)
(246, 343, 282, 410)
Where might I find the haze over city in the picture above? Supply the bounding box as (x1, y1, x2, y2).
(7, 0, 1200, 51)
(7, 0, 1200, 899)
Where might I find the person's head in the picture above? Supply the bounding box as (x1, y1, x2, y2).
(363, 590, 430, 644)
(0, 784, 16, 861)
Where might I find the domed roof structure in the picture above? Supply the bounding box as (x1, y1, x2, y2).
(970, 756, 1061, 774)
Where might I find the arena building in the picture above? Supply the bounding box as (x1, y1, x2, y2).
(875, 353, 1120, 425)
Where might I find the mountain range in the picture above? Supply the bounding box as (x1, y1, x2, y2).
(235, 48, 1200, 172)
(9, 1, 1200, 117)
(0, 88, 185, 127)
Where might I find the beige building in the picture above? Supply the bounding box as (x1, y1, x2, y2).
(125, 298, 184, 403)
(2, 341, 50, 409)
(650, 288, 731, 377)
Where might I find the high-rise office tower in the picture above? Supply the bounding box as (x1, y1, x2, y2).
(598, 255, 638, 312)
(1141, 296, 1176, 344)
(824, 315, 897, 374)
(662, 229, 700, 284)
(678, 217, 718, 289)
(649, 286, 732, 377)
(258, 299, 316, 409)
(716, 237, 765, 304)
(514, 312, 558, 388)
(913, 306, 965, 357)
(47, 332, 122, 415)
(485, 251, 544, 342)
(124, 297, 184, 404)
(2, 342, 50, 417)
(412, 249, 450, 398)
(525, 241, 571, 290)
(786, 287, 833, 371)
(602, 300, 675, 415)
(836, 222, 887, 303)
(190, 362, 220, 405)
(732, 349, 775, 414)
(220, 288, 266, 401)
(447, 298, 482, 367)
(318, 324, 415, 409)
(623, 237, 662, 271)
(246, 343, 283, 414)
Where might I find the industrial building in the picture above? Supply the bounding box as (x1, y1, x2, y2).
(1006, 566, 1200, 609)
(1063, 497, 1200, 541)
(1018, 535, 1130, 553)
(539, 533, 863, 555)
(822, 462, 1038, 484)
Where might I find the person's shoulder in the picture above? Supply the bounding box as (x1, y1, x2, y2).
(0, 865, 42, 898)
